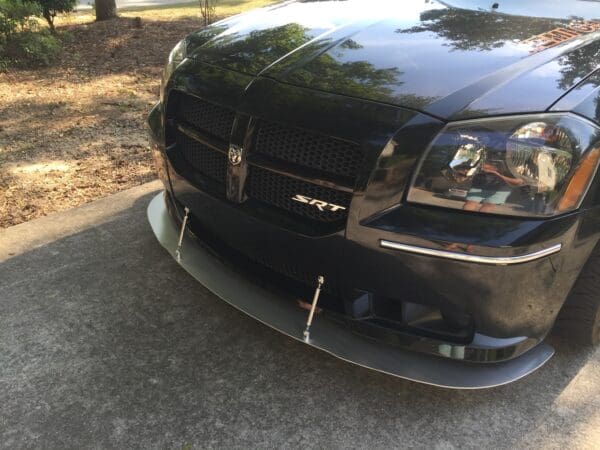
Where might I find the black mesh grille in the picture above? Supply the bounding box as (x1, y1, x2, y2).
(175, 93, 235, 142)
(175, 130, 227, 184)
(246, 166, 352, 224)
(254, 121, 364, 181)
(165, 92, 360, 232)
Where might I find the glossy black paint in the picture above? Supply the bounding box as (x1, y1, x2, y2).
(552, 70, 600, 124)
(148, 0, 600, 362)
(184, 0, 600, 120)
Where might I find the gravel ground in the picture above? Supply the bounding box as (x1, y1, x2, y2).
(0, 182, 599, 449)
(0, 0, 275, 228)
(0, 16, 201, 228)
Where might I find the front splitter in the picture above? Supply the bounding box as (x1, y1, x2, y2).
(147, 191, 554, 389)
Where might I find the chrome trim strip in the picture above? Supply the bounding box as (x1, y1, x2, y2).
(247, 154, 355, 193)
(177, 123, 228, 154)
(148, 192, 555, 389)
(379, 240, 562, 265)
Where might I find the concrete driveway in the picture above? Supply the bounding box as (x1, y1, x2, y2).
(1, 181, 599, 449)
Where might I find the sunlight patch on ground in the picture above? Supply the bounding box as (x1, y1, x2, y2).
(56, 0, 277, 26)
(7, 161, 71, 175)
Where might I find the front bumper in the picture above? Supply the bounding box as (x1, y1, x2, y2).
(148, 191, 554, 389)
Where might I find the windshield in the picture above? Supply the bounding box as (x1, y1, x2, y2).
(440, 0, 600, 20)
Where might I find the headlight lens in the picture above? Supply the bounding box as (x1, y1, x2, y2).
(407, 114, 600, 217)
(160, 39, 187, 102)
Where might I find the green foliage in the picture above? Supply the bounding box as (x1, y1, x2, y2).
(0, 0, 40, 39)
(3, 28, 61, 66)
(0, 0, 62, 68)
(31, 0, 77, 32)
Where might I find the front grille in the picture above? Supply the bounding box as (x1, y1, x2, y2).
(166, 91, 364, 233)
(173, 92, 235, 142)
(166, 91, 233, 194)
(246, 166, 352, 224)
(175, 130, 227, 184)
(254, 121, 364, 182)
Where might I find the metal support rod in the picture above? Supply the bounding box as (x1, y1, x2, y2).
(175, 207, 190, 262)
(303, 275, 325, 342)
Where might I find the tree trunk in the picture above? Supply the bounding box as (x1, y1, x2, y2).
(96, 0, 118, 21)
(42, 9, 56, 34)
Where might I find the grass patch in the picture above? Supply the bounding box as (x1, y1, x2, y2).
(57, 0, 277, 26)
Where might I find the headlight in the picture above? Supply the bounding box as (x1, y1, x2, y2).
(160, 39, 187, 102)
(407, 114, 600, 218)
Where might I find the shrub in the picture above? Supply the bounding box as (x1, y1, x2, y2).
(3, 28, 61, 66)
(32, 0, 77, 33)
(0, 0, 40, 40)
(0, 0, 62, 68)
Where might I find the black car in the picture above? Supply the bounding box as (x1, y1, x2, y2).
(147, 0, 600, 388)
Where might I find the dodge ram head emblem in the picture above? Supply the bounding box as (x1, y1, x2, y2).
(291, 194, 346, 212)
(228, 144, 243, 166)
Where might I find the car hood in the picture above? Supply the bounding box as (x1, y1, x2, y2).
(185, 0, 600, 120)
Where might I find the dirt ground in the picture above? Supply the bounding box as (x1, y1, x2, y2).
(0, 1, 274, 228)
